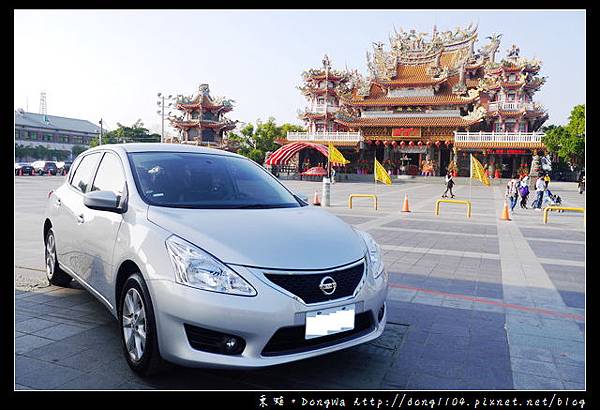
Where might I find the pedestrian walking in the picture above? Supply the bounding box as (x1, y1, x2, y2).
(578, 170, 585, 194)
(518, 178, 530, 209)
(506, 175, 519, 212)
(543, 173, 551, 189)
(533, 176, 545, 210)
(441, 171, 455, 198)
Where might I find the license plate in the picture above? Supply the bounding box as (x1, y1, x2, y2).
(305, 304, 355, 340)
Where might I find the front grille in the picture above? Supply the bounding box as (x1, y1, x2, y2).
(262, 310, 375, 356)
(264, 262, 365, 304)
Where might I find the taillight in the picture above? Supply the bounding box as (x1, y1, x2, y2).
(48, 190, 53, 199)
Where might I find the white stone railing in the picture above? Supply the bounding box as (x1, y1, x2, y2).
(488, 102, 536, 111)
(306, 105, 339, 114)
(454, 131, 544, 143)
(287, 131, 362, 142)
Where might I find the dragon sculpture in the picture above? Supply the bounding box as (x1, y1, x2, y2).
(478, 33, 502, 64)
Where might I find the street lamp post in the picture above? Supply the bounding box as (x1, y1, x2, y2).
(157, 93, 176, 143)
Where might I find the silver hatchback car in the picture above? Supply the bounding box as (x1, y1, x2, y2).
(43, 143, 388, 375)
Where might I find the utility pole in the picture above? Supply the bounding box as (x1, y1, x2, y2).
(39, 92, 47, 115)
(157, 93, 175, 143)
(161, 95, 165, 143)
(322, 54, 332, 207)
(99, 119, 103, 145)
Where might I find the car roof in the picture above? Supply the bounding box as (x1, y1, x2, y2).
(85, 143, 244, 159)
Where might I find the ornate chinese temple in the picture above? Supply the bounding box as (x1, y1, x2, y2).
(168, 84, 237, 148)
(285, 24, 548, 177)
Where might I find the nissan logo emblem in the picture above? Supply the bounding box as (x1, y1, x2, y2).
(319, 276, 337, 296)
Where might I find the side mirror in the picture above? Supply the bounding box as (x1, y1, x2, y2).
(84, 190, 124, 213)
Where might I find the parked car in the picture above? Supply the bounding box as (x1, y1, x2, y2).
(15, 162, 34, 176)
(43, 143, 388, 376)
(31, 160, 58, 175)
(55, 161, 73, 174)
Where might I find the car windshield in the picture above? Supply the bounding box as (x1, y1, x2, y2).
(128, 152, 303, 209)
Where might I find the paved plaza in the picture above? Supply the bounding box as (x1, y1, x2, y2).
(14, 175, 585, 390)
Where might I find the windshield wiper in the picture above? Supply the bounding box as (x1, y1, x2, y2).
(235, 204, 275, 209)
(235, 204, 294, 209)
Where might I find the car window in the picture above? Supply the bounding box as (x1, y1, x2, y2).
(70, 153, 101, 193)
(128, 152, 302, 209)
(91, 152, 126, 196)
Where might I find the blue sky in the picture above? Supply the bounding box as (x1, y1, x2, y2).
(14, 10, 585, 134)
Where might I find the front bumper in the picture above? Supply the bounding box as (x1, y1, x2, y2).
(148, 264, 388, 369)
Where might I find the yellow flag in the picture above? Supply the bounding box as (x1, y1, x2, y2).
(471, 155, 490, 186)
(374, 158, 392, 185)
(328, 143, 350, 165)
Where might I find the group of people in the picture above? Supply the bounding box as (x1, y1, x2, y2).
(439, 171, 566, 213)
(505, 173, 562, 213)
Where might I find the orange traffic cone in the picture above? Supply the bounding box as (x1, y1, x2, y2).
(312, 190, 321, 206)
(402, 193, 410, 212)
(501, 201, 511, 221)
(19, 168, 23, 176)
(47, 169, 52, 176)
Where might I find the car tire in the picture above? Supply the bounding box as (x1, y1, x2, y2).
(119, 272, 169, 376)
(45, 228, 72, 287)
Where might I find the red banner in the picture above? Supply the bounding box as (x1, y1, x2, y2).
(392, 128, 420, 137)
(488, 149, 529, 155)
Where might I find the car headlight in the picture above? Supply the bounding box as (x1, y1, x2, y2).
(165, 235, 257, 296)
(355, 230, 384, 279)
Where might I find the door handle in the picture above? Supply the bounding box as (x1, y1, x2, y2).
(76, 214, 85, 224)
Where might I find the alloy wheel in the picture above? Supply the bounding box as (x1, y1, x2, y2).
(122, 288, 147, 362)
(46, 233, 56, 278)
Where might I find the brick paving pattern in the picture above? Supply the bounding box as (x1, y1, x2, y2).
(14, 176, 585, 389)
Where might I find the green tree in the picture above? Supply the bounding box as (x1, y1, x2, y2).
(89, 119, 161, 147)
(229, 118, 305, 164)
(542, 104, 585, 166)
(72, 145, 87, 158)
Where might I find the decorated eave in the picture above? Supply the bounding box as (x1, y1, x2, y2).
(334, 116, 482, 128)
(301, 111, 337, 120)
(465, 61, 484, 70)
(500, 80, 526, 89)
(342, 94, 477, 107)
(171, 119, 237, 131)
(374, 76, 447, 88)
(497, 110, 527, 118)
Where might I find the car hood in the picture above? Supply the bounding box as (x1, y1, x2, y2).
(147, 205, 366, 270)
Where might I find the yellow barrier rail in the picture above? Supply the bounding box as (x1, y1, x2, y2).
(435, 199, 472, 218)
(348, 194, 378, 210)
(543, 206, 585, 224)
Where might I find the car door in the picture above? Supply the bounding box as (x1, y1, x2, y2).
(79, 151, 127, 301)
(53, 152, 102, 281)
